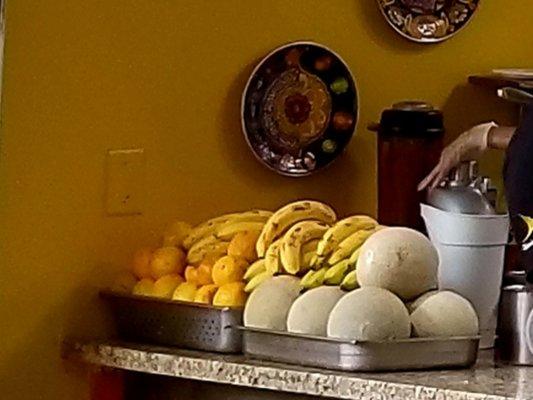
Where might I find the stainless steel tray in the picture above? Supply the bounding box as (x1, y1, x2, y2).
(241, 327, 479, 371)
(101, 291, 243, 353)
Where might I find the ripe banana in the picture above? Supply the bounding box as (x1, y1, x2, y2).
(184, 210, 272, 249)
(340, 270, 359, 291)
(187, 234, 218, 258)
(279, 221, 330, 275)
(324, 259, 353, 285)
(301, 239, 320, 254)
(348, 247, 362, 266)
(256, 200, 336, 258)
(313, 215, 376, 265)
(309, 254, 326, 270)
(300, 267, 328, 290)
(186, 241, 229, 265)
(216, 221, 265, 240)
(244, 259, 267, 281)
(328, 229, 375, 265)
(264, 239, 283, 274)
(301, 251, 316, 272)
(244, 271, 273, 293)
(300, 239, 320, 272)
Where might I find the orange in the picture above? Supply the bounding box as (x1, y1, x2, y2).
(172, 282, 197, 303)
(196, 262, 214, 285)
(212, 255, 247, 286)
(131, 247, 153, 279)
(184, 265, 199, 284)
(132, 278, 155, 297)
(213, 282, 247, 307)
(194, 284, 219, 305)
(227, 231, 260, 262)
(153, 274, 184, 299)
(150, 247, 186, 279)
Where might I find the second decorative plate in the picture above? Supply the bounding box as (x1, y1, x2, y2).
(377, 0, 480, 43)
(241, 42, 358, 177)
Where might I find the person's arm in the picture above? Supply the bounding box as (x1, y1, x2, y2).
(487, 126, 516, 150)
(417, 123, 517, 191)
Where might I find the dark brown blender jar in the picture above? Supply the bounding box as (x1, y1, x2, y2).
(369, 101, 444, 231)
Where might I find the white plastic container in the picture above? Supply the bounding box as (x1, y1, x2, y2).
(421, 204, 510, 349)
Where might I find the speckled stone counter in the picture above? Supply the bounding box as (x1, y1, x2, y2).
(64, 341, 533, 400)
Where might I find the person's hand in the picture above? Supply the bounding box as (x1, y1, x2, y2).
(418, 122, 497, 191)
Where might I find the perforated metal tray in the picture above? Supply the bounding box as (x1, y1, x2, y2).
(101, 291, 243, 353)
(241, 327, 479, 371)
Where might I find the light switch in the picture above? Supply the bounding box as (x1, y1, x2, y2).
(105, 148, 146, 216)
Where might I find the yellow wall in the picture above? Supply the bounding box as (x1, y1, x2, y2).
(0, 0, 532, 398)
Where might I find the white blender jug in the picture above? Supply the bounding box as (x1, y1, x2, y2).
(421, 161, 510, 349)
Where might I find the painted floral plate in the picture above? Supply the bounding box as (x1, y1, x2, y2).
(377, 0, 480, 43)
(241, 42, 358, 177)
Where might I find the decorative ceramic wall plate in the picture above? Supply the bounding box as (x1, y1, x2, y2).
(241, 42, 358, 177)
(377, 0, 480, 43)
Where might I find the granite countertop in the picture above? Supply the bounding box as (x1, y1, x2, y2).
(64, 340, 533, 400)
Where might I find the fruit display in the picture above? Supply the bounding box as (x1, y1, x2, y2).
(109, 198, 479, 348)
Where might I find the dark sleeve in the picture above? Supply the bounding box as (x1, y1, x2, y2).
(504, 105, 533, 276)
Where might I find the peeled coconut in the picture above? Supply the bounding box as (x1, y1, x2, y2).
(411, 290, 479, 338)
(243, 276, 301, 331)
(287, 286, 345, 336)
(327, 287, 411, 341)
(406, 290, 438, 314)
(357, 227, 438, 300)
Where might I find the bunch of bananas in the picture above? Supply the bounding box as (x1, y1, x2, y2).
(183, 210, 272, 265)
(243, 200, 381, 293)
(243, 200, 337, 291)
(303, 216, 383, 291)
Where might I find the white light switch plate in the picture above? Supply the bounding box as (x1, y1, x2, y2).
(105, 148, 146, 216)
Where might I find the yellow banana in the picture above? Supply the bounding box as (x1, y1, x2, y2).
(186, 241, 229, 265)
(348, 247, 362, 266)
(340, 270, 359, 291)
(256, 200, 336, 258)
(301, 251, 316, 272)
(300, 267, 328, 290)
(280, 221, 330, 275)
(244, 259, 267, 281)
(301, 239, 320, 254)
(328, 229, 375, 265)
(216, 221, 265, 240)
(324, 259, 353, 285)
(520, 215, 533, 243)
(187, 234, 218, 257)
(244, 271, 274, 293)
(264, 239, 283, 274)
(184, 210, 272, 249)
(300, 240, 320, 272)
(315, 215, 377, 261)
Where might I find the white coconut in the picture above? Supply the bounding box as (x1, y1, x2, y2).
(327, 287, 411, 341)
(356, 227, 438, 300)
(287, 286, 345, 336)
(243, 275, 301, 331)
(410, 291, 479, 338)
(406, 290, 439, 314)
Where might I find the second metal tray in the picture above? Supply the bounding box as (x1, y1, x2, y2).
(242, 327, 479, 372)
(101, 291, 243, 353)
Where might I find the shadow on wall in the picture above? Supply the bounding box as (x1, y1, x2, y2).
(215, 56, 374, 217)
